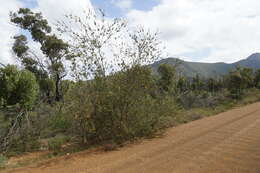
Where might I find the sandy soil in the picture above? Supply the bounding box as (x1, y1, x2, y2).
(4, 102, 260, 173)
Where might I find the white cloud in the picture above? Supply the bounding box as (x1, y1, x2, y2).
(127, 0, 260, 63)
(0, 0, 22, 65)
(30, 0, 94, 77)
(0, 0, 94, 65)
(26, 0, 94, 59)
(112, 0, 132, 10)
(36, 0, 93, 24)
(2, 0, 260, 65)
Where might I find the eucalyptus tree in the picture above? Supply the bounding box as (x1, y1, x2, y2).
(10, 8, 68, 101)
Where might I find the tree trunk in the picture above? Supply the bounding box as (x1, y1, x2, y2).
(55, 73, 61, 102)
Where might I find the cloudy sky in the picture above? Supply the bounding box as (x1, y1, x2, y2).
(1, 0, 260, 64)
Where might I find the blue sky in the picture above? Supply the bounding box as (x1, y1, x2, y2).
(92, 0, 159, 17)
(20, 0, 37, 8)
(1, 0, 260, 64)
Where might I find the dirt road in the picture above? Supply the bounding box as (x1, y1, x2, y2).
(5, 102, 260, 173)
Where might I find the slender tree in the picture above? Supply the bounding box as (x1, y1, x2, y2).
(57, 9, 127, 80)
(191, 74, 204, 91)
(10, 8, 68, 101)
(157, 64, 176, 93)
(254, 69, 260, 88)
(226, 66, 252, 98)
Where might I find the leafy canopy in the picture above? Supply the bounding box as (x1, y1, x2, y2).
(10, 8, 68, 101)
(0, 65, 39, 109)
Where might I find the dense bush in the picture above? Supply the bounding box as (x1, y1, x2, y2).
(0, 65, 39, 109)
(63, 66, 177, 144)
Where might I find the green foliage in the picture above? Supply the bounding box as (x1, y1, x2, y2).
(39, 78, 55, 100)
(11, 17, 48, 81)
(50, 113, 71, 131)
(241, 68, 254, 88)
(64, 66, 176, 144)
(227, 66, 254, 99)
(176, 76, 190, 93)
(7, 129, 40, 154)
(12, 35, 29, 57)
(11, 8, 68, 102)
(48, 136, 69, 152)
(254, 69, 260, 89)
(206, 78, 223, 93)
(60, 80, 74, 98)
(0, 65, 20, 106)
(0, 155, 7, 168)
(191, 74, 204, 91)
(16, 70, 39, 109)
(158, 64, 176, 93)
(178, 90, 228, 109)
(0, 65, 39, 109)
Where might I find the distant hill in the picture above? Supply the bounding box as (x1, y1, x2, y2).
(151, 53, 260, 78)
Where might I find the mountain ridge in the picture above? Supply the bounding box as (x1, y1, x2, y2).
(151, 53, 260, 78)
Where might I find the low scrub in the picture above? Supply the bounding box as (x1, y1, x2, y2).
(0, 155, 7, 169)
(48, 135, 70, 152)
(177, 90, 228, 109)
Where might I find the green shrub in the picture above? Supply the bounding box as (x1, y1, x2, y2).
(48, 136, 69, 152)
(178, 90, 228, 109)
(0, 65, 39, 109)
(7, 133, 40, 155)
(64, 66, 178, 144)
(50, 113, 71, 131)
(0, 155, 7, 168)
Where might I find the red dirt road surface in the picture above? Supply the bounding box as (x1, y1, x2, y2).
(4, 102, 260, 173)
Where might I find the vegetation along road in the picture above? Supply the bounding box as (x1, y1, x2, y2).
(4, 102, 260, 173)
